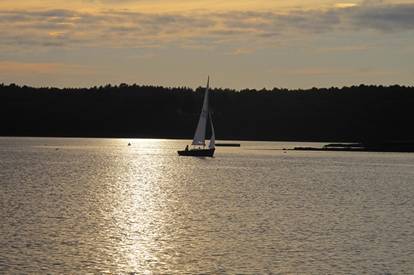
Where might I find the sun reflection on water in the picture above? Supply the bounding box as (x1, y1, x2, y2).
(105, 138, 186, 273)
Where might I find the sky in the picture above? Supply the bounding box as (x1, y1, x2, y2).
(0, 0, 413, 89)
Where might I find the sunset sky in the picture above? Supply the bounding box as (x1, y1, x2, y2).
(1, 0, 413, 89)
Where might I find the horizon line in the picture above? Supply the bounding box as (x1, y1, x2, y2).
(1, 82, 413, 91)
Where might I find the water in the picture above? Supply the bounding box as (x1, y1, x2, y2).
(1, 137, 413, 274)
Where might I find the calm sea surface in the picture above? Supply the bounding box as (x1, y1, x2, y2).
(1, 137, 413, 274)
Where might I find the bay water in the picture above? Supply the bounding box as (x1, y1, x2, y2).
(1, 137, 413, 274)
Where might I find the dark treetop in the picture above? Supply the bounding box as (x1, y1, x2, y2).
(1, 83, 413, 142)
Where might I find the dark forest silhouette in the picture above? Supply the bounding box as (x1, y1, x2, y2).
(1, 83, 413, 142)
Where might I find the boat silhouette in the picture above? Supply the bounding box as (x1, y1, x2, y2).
(178, 77, 215, 157)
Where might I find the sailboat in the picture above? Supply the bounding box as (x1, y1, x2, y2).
(178, 77, 215, 157)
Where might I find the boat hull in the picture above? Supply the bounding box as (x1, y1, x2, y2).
(177, 148, 215, 157)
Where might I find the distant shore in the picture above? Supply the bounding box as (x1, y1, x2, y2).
(1, 83, 414, 142)
(293, 142, 414, 153)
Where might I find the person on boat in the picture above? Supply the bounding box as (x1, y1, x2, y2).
(185, 145, 189, 151)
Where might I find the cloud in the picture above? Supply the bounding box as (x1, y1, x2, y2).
(0, 2, 413, 51)
(350, 3, 414, 31)
(335, 3, 358, 8)
(318, 45, 371, 53)
(270, 66, 399, 77)
(0, 61, 91, 75)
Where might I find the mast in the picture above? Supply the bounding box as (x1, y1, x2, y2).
(192, 76, 210, 146)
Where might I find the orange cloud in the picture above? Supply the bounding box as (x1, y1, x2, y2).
(0, 1, 413, 54)
(0, 61, 91, 75)
(335, 3, 358, 8)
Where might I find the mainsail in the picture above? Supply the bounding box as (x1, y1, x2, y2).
(192, 77, 210, 146)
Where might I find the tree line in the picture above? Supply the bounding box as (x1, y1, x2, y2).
(1, 83, 413, 142)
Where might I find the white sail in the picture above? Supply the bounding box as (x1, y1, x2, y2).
(208, 112, 215, 149)
(192, 77, 210, 146)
